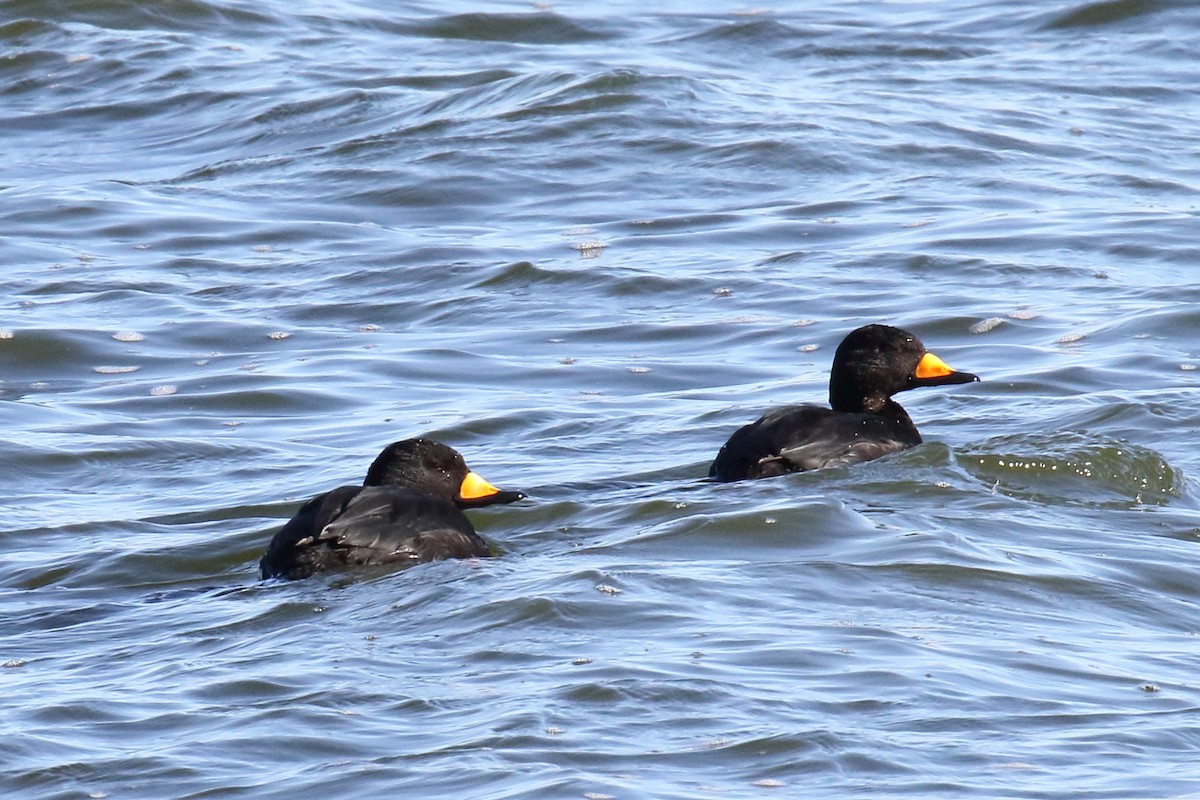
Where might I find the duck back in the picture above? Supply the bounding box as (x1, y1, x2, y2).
(709, 403, 921, 482)
(259, 485, 488, 580)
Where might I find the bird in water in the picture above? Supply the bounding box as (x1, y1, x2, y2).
(709, 324, 979, 482)
(260, 438, 525, 580)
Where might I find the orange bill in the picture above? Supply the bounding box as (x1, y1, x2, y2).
(912, 351, 979, 386)
(459, 470, 502, 500)
(914, 351, 957, 379)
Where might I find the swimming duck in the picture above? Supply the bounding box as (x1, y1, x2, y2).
(260, 438, 525, 580)
(709, 324, 979, 482)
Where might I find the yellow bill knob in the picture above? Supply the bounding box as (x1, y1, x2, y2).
(914, 351, 956, 379)
(459, 470, 502, 500)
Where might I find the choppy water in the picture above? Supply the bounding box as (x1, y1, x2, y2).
(4, 1, 1200, 797)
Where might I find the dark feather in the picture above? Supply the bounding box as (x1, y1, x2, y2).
(710, 404, 918, 481)
(260, 486, 488, 580)
(259, 438, 522, 580)
(709, 325, 978, 482)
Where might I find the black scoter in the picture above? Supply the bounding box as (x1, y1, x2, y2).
(709, 324, 979, 482)
(260, 438, 525, 580)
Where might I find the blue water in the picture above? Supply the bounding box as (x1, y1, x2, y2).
(4, 1, 1200, 797)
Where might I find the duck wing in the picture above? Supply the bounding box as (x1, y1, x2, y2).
(318, 486, 488, 562)
(710, 404, 919, 481)
(260, 485, 488, 579)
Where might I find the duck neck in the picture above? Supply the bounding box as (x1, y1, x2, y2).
(830, 388, 912, 424)
(829, 382, 861, 413)
(879, 398, 914, 426)
(830, 383, 889, 413)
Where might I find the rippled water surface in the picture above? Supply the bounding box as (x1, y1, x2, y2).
(4, 1, 1200, 797)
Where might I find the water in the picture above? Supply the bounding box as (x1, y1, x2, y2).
(4, 0, 1200, 797)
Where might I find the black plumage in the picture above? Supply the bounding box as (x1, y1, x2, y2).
(709, 324, 979, 482)
(260, 438, 524, 580)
